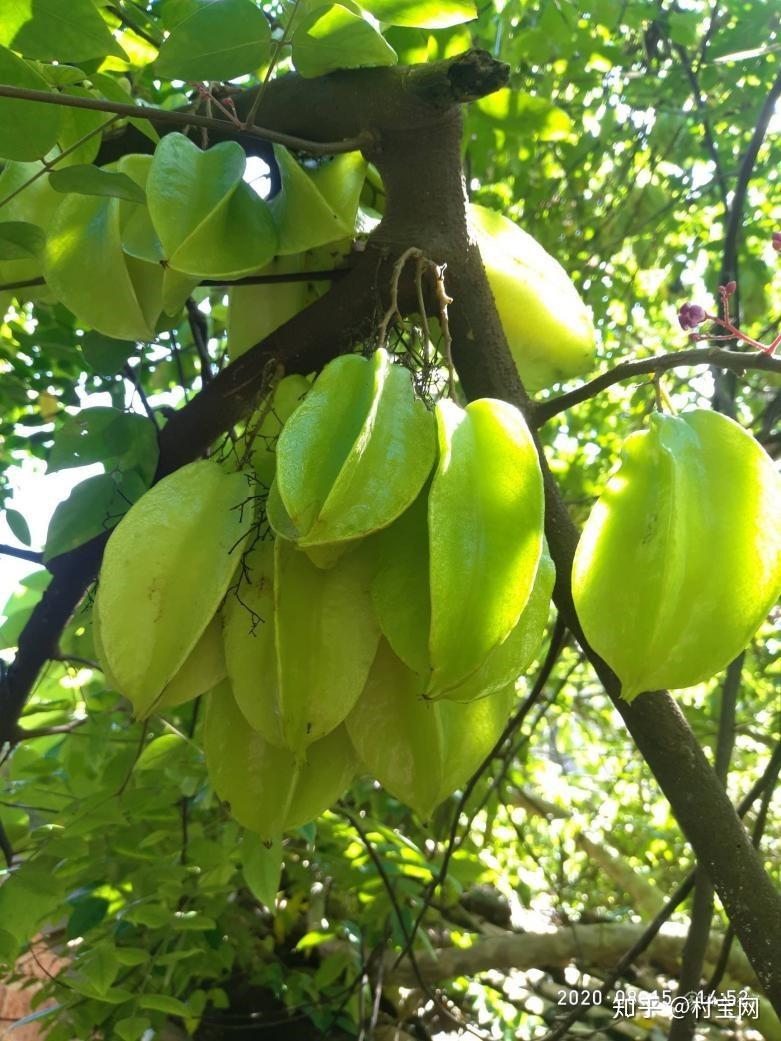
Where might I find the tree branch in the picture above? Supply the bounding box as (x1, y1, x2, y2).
(534, 346, 781, 426)
(0, 544, 42, 564)
(388, 921, 759, 989)
(0, 83, 370, 155)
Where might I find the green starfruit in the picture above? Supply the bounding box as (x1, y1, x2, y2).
(373, 487, 554, 701)
(471, 203, 595, 392)
(221, 537, 380, 758)
(426, 398, 544, 695)
(146, 133, 278, 278)
(346, 640, 515, 820)
(268, 349, 436, 552)
(204, 679, 357, 839)
(572, 409, 781, 701)
(97, 460, 247, 718)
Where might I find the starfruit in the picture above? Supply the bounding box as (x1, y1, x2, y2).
(268, 349, 436, 553)
(572, 409, 781, 701)
(373, 489, 554, 701)
(146, 133, 278, 279)
(270, 145, 366, 255)
(204, 679, 356, 839)
(0, 160, 60, 300)
(346, 641, 515, 820)
(222, 537, 379, 757)
(93, 595, 225, 716)
(427, 398, 544, 695)
(471, 203, 595, 392)
(249, 374, 311, 487)
(44, 153, 170, 340)
(97, 460, 247, 718)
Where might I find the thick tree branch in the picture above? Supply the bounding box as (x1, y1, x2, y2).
(534, 347, 781, 426)
(0, 83, 369, 155)
(388, 921, 759, 989)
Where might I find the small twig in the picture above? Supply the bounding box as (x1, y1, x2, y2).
(534, 346, 781, 425)
(0, 544, 42, 563)
(124, 364, 160, 428)
(0, 818, 14, 867)
(14, 718, 88, 740)
(186, 298, 213, 384)
(0, 114, 120, 211)
(432, 263, 455, 397)
(378, 247, 424, 347)
(243, 0, 302, 131)
(0, 83, 371, 156)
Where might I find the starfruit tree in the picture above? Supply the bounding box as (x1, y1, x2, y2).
(0, 0, 781, 1037)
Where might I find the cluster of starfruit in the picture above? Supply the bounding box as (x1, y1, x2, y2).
(6, 128, 596, 393)
(573, 409, 781, 701)
(94, 349, 553, 837)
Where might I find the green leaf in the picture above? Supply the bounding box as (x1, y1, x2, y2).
(0, 0, 126, 62)
(47, 408, 159, 484)
(0, 45, 62, 161)
(155, 0, 271, 81)
(49, 165, 146, 204)
(115, 1018, 152, 1041)
(360, 0, 476, 28)
(5, 508, 31, 545)
(80, 944, 120, 994)
(0, 221, 45, 261)
(242, 832, 283, 908)
(66, 895, 110, 939)
(295, 929, 335, 950)
(292, 5, 398, 78)
(135, 734, 186, 771)
(138, 994, 191, 1017)
(80, 332, 136, 376)
(55, 86, 108, 166)
(43, 471, 143, 563)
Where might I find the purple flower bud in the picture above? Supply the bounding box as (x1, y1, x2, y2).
(723, 280, 737, 296)
(677, 302, 707, 330)
(773, 231, 781, 253)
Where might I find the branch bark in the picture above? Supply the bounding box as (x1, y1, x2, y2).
(387, 921, 759, 989)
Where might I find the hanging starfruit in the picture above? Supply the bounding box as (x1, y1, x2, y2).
(97, 460, 247, 718)
(471, 203, 595, 392)
(94, 595, 225, 716)
(268, 349, 436, 554)
(249, 374, 311, 487)
(222, 537, 379, 758)
(44, 153, 170, 340)
(572, 409, 781, 701)
(373, 490, 554, 702)
(146, 133, 278, 279)
(270, 145, 366, 255)
(204, 679, 357, 839)
(0, 160, 60, 299)
(428, 398, 543, 696)
(346, 641, 515, 820)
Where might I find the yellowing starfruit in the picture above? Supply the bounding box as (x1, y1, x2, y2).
(222, 537, 379, 758)
(268, 349, 436, 552)
(93, 595, 225, 715)
(346, 641, 515, 820)
(573, 409, 781, 701)
(471, 203, 595, 392)
(204, 679, 356, 839)
(97, 460, 247, 718)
